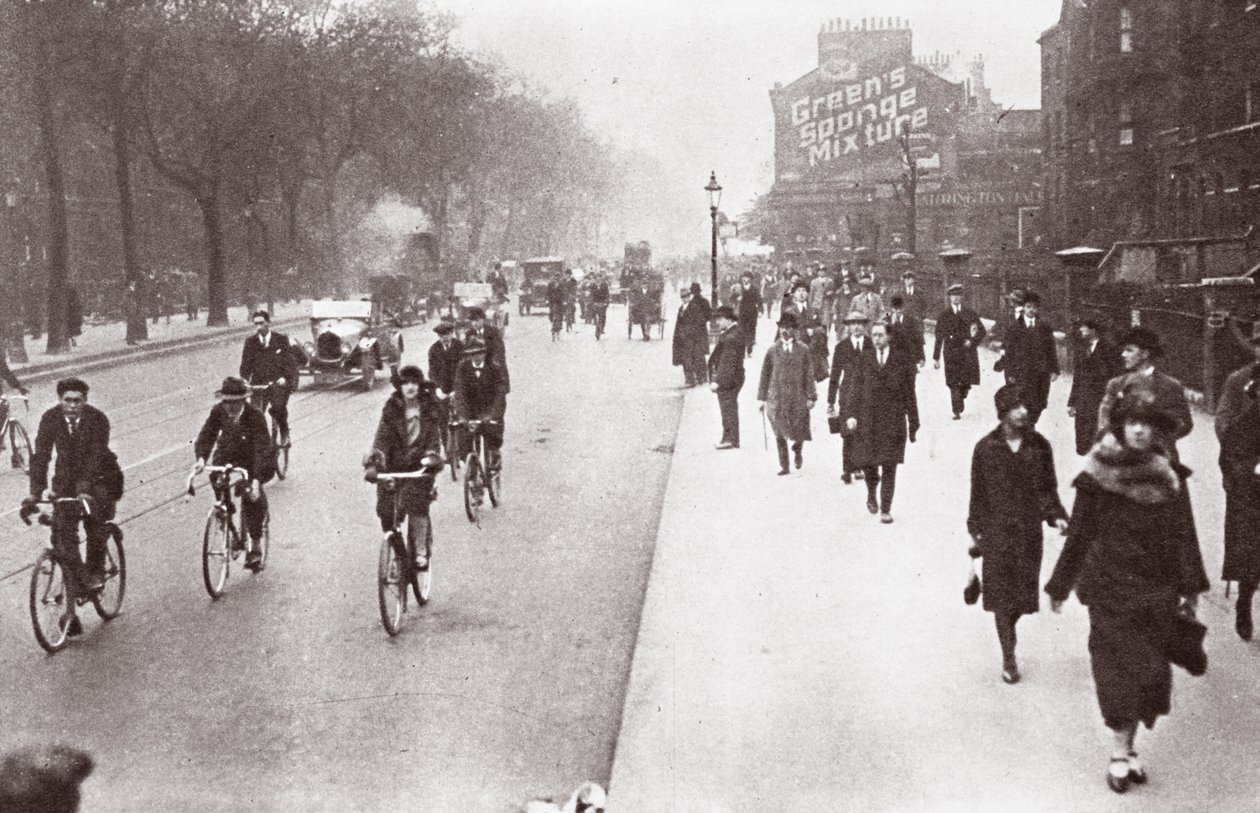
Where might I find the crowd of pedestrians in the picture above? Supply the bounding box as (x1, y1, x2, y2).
(674, 259, 1260, 797)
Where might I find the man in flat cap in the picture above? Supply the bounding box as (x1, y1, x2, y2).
(758, 312, 816, 475)
(829, 310, 874, 483)
(1096, 326, 1192, 460)
(933, 283, 987, 419)
(848, 270, 884, 328)
(708, 306, 744, 449)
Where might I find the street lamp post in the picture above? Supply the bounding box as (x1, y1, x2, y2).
(705, 171, 722, 307)
(4, 189, 28, 364)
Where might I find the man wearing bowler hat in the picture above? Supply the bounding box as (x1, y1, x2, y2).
(933, 283, 987, 419)
(708, 306, 744, 449)
(1066, 319, 1120, 455)
(828, 310, 874, 484)
(673, 282, 711, 386)
(1096, 326, 1192, 460)
(895, 268, 925, 335)
(758, 312, 816, 475)
(996, 291, 1059, 426)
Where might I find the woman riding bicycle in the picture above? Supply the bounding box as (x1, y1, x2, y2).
(363, 366, 443, 568)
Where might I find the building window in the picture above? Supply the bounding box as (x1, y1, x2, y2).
(1120, 8, 1134, 52)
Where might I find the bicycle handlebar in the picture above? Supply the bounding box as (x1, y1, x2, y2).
(19, 496, 91, 526)
(185, 464, 250, 498)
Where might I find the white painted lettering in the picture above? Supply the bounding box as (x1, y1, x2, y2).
(791, 97, 811, 126)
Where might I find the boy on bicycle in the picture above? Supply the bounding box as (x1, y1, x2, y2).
(453, 338, 507, 472)
(25, 377, 123, 635)
(363, 365, 442, 568)
(193, 377, 274, 571)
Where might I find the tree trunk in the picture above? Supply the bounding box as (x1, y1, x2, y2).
(112, 103, 148, 343)
(32, 30, 71, 355)
(197, 191, 229, 325)
(322, 179, 344, 298)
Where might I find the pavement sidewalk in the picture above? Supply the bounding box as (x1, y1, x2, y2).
(609, 316, 1260, 811)
(6, 301, 311, 383)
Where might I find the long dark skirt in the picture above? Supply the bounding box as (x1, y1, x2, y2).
(1087, 600, 1175, 730)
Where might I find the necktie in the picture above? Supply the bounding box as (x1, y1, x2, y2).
(68, 418, 78, 436)
(1028, 319, 1036, 328)
(879, 350, 886, 368)
(894, 314, 902, 325)
(954, 307, 960, 315)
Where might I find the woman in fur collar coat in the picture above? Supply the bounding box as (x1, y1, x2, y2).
(1045, 384, 1209, 795)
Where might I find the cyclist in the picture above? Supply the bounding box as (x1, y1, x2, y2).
(452, 338, 507, 472)
(462, 306, 510, 396)
(193, 376, 274, 571)
(239, 309, 300, 448)
(0, 354, 29, 454)
(363, 365, 442, 568)
(427, 318, 463, 428)
(590, 274, 610, 339)
(25, 377, 124, 636)
(563, 269, 578, 331)
(546, 273, 566, 338)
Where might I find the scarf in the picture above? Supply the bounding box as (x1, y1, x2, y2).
(1080, 432, 1181, 505)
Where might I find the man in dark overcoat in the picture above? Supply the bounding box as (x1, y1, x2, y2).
(1066, 320, 1120, 455)
(427, 318, 463, 433)
(997, 292, 1059, 426)
(758, 312, 815, 475)
(672, 283, 711, 386)
(735, 274, 762, 357)
(828, 310, 874, 484)
(839, 321, 919, 523)
(239, 309, 300, 446)
(463, 307, 510, 395)
(1096, 326, 1192, 461)
(933, 284, 987, 419)
(1214, 323, 1260, 641)
(708, 306, 744, 449)
(453, 338, 507, 470)
(894, 269, 925, 337)
(886, 296, 925, 367)
(967, 384, 1068, 684)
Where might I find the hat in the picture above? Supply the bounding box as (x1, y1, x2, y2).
(397, 364, 425, 385)
(842, 310, 869, 325)
(889, 295, 905, 308)
(714, 305, 736, 321)
(216, 376, 249, 400)
(433, 319, 455, 336)
(1110, 381, 1179, 434)
(690, 282, 703, 295)
(901, 268, 916, 278)
(465, 306, 486, 321)
(947, 283, 964, 295)
(1119, 326, 1165, 358)
(463, 337, 487, 356)
(791, 281, 810, 293)
(777, 312, 799, 329)
(1023, 291, 1041, 306)
(994, 384, 1026, 418)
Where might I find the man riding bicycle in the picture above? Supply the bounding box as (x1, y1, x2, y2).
(427, 317, 463, 431)
(0, 353, 30, 453)
(193, 377, 274, 571)
(239, 309, 300, 447)
(363, 365, 443, 569)
(453, 338, 507, 472)
(461, 306, 510, 396)
(25, 377, 123, 636)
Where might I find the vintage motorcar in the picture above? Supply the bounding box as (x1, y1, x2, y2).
(297, 299, 403, 389)
(518, 256, 564, 315)
(368, 274, 427, 326)
(452, 282, 509, 332)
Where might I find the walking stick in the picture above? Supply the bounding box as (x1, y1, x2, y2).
(760, 404, 768, 450)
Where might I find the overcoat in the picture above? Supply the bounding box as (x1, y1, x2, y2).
(757, 340, 815, 442)
(967, 426, 1066, 615)
(1067, 338, 1121, 454)
(193, 403, 274, 483)
(1215, 363, 1260, 583)
(707, 325, 745, 392)
(887, 315, 924, 364)
(838, 346, 919, 467)
(427, 337, 465, 395)
(1000, 320, 1059, 412)
(735, 288, 761, 343)
(932, 306, 986, 388)
(672, 296, 710, 366)
(827, 335, 874, 407)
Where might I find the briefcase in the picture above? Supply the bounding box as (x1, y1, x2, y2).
(827, 415, 845, 435)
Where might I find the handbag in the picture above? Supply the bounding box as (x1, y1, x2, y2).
(963, 558, 982, 606)
(1166, 605, 1208, 676)
(827, 414, 845, 435)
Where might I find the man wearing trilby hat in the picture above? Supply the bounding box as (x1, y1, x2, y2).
(933, 283, 987, 419)
(1096, 326, 1191, 460)
(758, 312, 816, 475)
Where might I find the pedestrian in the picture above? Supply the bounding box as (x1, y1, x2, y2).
(780, 272, 803, 313)
(933, 284, 987, 419)
(1045, 381, 1209, 794)
(886, 295, 925, 367)
(1213, 322, 1260, 641)
(804, 314, 830, 387)
(780, 281, 814, 333)
(735, 273, 761, 357)
(757, 312, 815, 475)
(0, 744, 94, 813)
(65, 284, 82, 348)
(1096, 327, 1192, 461)
(848, 270, 884, 326)
(994, 292, 1058, 425)
(1067, 320, 1121, 455)
(840, 321, 919, 523)
(993, 289, 1027, 382)
(808, 265, 833, 334)
(672, 283, 710, 386)
(894, 269, 925, 337)
(967, 384, 1068, 684)
(828, 310, 873, 485)
(708, 305, 744, 449)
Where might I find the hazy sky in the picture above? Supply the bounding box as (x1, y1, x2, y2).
(439, 0, 1062, 224)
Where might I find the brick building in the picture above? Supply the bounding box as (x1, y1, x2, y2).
(767, 17, 1043, 278)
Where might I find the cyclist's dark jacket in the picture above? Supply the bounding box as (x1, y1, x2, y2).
(453, 359, 506, 422)
(369, 390, 441, 472)
(194, 403, 274, 482)
(464, 324, 510, 394)
(30, 404, 115, 498)
(592, 282, 610, 306)
(239, 330, 300, 391)
(427, 337, 464, 394)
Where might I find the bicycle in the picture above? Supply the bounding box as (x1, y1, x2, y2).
(186, 464, 269, 598)
(456, 418, 501, 526)
(248, 383, 289, 481)
(20, 496, 126, 653)
(0, 394, 33, 474)
(372, 454, 442, 636)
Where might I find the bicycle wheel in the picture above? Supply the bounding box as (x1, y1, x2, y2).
(202, 508, 231, 599)
(92, 525, 126, 619)
(462, 453, 483, 525)
(410, 516, 432, 606)
(29, 551, 71, 653)
(272, 421, 288, 481)
(446, 426, 461, 482)
(377, 531, 405, 636)
(10, 421, 32, 474)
